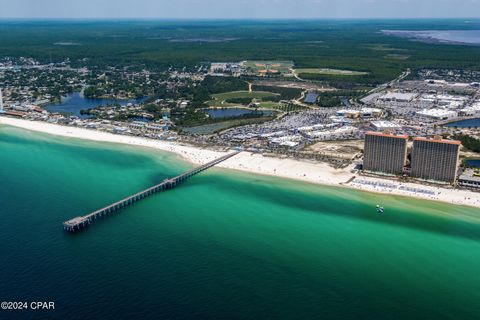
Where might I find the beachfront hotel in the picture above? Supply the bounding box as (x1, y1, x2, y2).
(363, 132, 408, 175)
(410, 137, 461, 183)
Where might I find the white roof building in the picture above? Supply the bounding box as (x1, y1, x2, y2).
(329, 116, 354, 124)
(360, 108, 383, 117)
(379, 92, 417, 102)
(303, 126, 358, 140)
(269, 135, 303, 147)
(416, 109, 458, 120)
(297, 123, 338, 132)
(370, 121, 401, 131)
(459, 102, 480, 116)
(260, 131, 286, 138)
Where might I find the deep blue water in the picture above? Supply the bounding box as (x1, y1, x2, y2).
(466, 159, 480, 168)
(45, 92, 147, 118)
(445, 118, 480, 128)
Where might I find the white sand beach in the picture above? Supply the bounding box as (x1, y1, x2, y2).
(2, 116, 479, 209)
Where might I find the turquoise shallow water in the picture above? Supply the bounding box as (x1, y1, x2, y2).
(1, 125, 480, 320)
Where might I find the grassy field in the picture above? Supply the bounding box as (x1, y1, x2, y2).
(259, 102, 307, 112)
(294, 68, 369, 76)
(205, 100, 233, 107)
(206, 90, 280, 108)
(211, 90, 279, 101)
(258, 101, 282, 109)
(182, 117, 275, 135)
(243, 60, 294, 75)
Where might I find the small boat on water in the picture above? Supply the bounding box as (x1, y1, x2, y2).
(376, 205, 384, 213)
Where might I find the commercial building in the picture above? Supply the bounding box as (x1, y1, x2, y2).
(297, 123, 338, 132)
(303, 126, 358, 140)
(336, 109, 360, 118)
(336, 108, 382, 119)
(416, 109, 458, 120)
(4, 110, 27, 117)
(459, 103, 480, 116)
(370, 121, 401, 131)
(458, 169, 480, 189)
(360, 108, 383, 118)
(379, 92, 417, 102)
(410, 137, 461, 183)
(363, 132, 408, 175)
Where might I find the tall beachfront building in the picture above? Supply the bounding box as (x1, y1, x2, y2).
(363, 132, 408, 175)
(411, 137, 461, 183)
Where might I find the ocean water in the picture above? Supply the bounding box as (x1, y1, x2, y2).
(1, 125, 480, 320)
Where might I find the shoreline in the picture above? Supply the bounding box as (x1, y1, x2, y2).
(1, 116, 480, 209)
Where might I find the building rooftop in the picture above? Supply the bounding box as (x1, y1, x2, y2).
(370, 121, 401, 129)
(413, 137, 461, 146)
(366, 131, 408, 139)
(361, 108, 383, 113)
(380, 92, 417, 101)
(416, 109, 458, 117)
(337, 109, 360, 114)
(459, 173, 480, 183)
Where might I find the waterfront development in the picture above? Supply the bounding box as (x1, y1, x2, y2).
(1, 17, 480, 320)
(4, 116, 479, 208)
(45, 92, 147, 117)
(1, 125, 480, 320)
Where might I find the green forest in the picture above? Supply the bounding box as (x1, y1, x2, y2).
(454, 134, 480, 153)
(1, 19, 479, 86)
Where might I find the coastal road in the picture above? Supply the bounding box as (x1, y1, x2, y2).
(367, 69, 411, 95)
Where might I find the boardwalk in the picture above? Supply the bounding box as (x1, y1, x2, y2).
(63, 151, 240, 232)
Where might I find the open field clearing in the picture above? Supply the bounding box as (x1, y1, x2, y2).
(385, 54, 411, 60)
(244, 60, 294, 75)
(259, 102, 308, 112)
(366, 44, 412, 52)
(304, 140, 363, 159)
(182, 116, 275, 134)
(211, 90, 280, 101)
(294, 68, 369, 76)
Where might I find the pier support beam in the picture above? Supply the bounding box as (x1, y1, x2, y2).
(63, 151, 240, 233)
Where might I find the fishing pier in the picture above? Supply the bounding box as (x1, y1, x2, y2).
(63, 151, 240, 232)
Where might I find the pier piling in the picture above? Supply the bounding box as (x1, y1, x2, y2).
(63, 151, 240, 233)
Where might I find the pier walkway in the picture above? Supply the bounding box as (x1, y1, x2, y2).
(63, 151, 240, 232)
